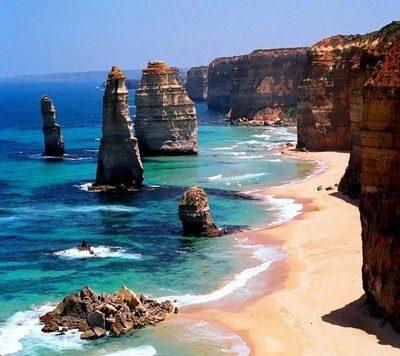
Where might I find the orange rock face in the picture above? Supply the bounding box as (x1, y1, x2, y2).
(359, 40, 400, 328)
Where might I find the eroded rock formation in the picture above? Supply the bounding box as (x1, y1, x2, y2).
(41, 95, 65, 156)
(229, 48, 307, 123)
(95, 66, 144, 188)
(40, 285, 177, 339)
(297, 21, 400, 152)
(339, 21, 400, 197)
(359, 41, 400, 329)
(178, 186, 225, 237)
(207, 56, 242, 113)
(134, 61, 198, 156)
(185, 66, 208, 101)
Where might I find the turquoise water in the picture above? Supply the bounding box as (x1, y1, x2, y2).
(0, 81, 317, 355)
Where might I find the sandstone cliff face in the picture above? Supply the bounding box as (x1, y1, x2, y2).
(207, 56, 242, 113)
(298, 22, 400, 152)
(229, 48, 307, 122)
(185, 66, 208, 101)
(134, 61, 198, 156)
(95, 66, 144, 188)
(339, 22, 400, 196)
(41, 95, 65, 156)
(359, 41, 400, 328)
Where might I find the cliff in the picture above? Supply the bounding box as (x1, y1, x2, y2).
(185, 66, 208, 101)
(229, 48, 308, 122)
(297, 21, 400, 151)
(339, 21, 400, 196)
(95, 66, 144, 188)
(134, 61, 198, 156)
(41, 95, 65, 156)
(207, 56, 242, 112)
(359, 40, 400, 329)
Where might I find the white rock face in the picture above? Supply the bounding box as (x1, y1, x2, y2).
(134, 61, 198, 156)
(41, 95, 65, 156)
(95, 66, 144, 187)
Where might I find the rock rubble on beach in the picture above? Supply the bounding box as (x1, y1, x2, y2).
(39, 285, 177, 340)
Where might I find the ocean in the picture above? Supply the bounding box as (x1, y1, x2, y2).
(0, 81, 319, 355)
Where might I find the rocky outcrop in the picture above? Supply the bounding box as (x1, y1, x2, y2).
(41, 95, 65, 156)
(185, 66, 208, 101)
(229, 48, 307, 123)
(178, 186, 226, 237)
(207, 56, 242, 113)
(40, 285, 177, 339)
(171, 67, 183, 85)
(339, 21, 400, 197)
(359, 40, 400, 329)
(134, 61, 198, 156)
(94, 66, 144, 188)
(297, 21, 400, 151)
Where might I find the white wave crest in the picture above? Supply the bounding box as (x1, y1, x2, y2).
(106, 345, 156, 356)
(206, 174, 222, 181)
(212, 145, 238, 150)
(54, 246, 142, 259)
(235, 155, 264, 160)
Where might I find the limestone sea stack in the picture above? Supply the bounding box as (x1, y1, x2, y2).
(41, 95, 65, 156)
(134, 61, 198, 156)
(95, 66, 144, 188)
(178, 186, 225, 237)
(185, 66, 208, 101)
(359, 41, 400, 329)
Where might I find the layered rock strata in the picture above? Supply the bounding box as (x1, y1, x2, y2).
(339, 21, 400, 197)
(359, 41, 400, 329)
(40, 285, 177, 339)
(229, 48, 307, 122)
(178, 186, 225, 237)
(207, 56, 242, 112)
(95, 66, 144, 188)
(41, 95, 65, 156)
(134, 61, 198, 156)
(185, 66, 208, 101)
(297, 21, 400, 151)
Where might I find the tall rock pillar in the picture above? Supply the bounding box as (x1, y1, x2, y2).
(360, 42, 400, 328)
(41, 95, 65, 156)
(135, 61, 198, 156)
(95, 66, 144, 188)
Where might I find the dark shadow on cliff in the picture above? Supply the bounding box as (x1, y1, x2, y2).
(329, 191, 359, 207)
(322, 295, 400, 348)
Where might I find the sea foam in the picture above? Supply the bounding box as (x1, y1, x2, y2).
(54, 246, 142, 259)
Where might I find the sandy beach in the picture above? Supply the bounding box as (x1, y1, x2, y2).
(182, 150, 400, 355)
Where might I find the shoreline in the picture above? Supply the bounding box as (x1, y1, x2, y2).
(179, 149, 400, 355)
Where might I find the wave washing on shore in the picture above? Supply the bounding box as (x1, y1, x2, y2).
(0, 81, 319, 355)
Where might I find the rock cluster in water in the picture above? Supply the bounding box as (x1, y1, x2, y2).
(94, 66, 144, 189)
(40, 285, 177, 339)
(134, 61, 198, 156)
(41, 95, 65, 156)
(178, 186, 226, 237)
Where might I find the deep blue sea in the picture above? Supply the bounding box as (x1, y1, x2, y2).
(0, 81, 318, 355)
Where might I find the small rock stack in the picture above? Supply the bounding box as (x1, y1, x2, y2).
(40, 285, 177, 339)
(41, 95, 65, 156)
(135, 61, 198, 156)
(95, 66, 144, 188)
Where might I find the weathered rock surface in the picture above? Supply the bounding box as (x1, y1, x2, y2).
(229, 48, 307, 123)
(41, 95, 65, 156)
(297, 21, 400, 152)
(339, 21, 400, 197)
(134, 61, 198, 156)
(185, 66, 208, 101)
(94, 66, 144, 188)
(359, 40, 400, 329)
(207, 56, 242, 113)
(178, 186, 226, 237)
(77, 240, 94, 255)
(40, 285, 176, 339)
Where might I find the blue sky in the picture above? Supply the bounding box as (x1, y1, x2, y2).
(1, 0, 398, 77)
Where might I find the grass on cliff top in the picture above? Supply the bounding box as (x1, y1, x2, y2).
(378, 21, 400, 36)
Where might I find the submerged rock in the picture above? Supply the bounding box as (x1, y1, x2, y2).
(134, 61, 198, 156)
(178, 186, 226, 237)
(94, 66, 144, 188)
(40, 285, 176, 339)
(41, 95, 65, 156)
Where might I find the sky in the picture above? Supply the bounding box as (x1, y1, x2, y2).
(1, 0, 399, 77)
